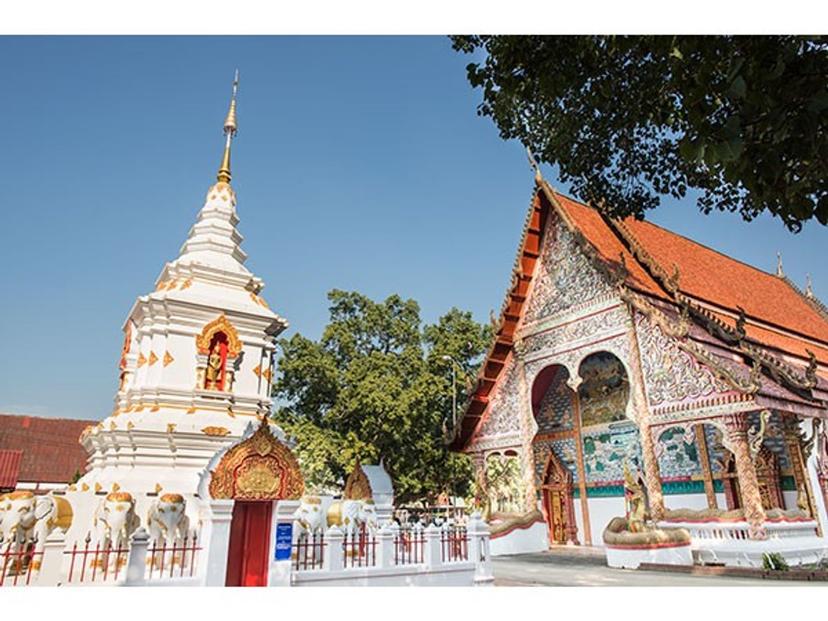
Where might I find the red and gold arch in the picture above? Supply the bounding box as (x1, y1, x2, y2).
(209, 421, 304, 501)
(196, 314, 243, 358)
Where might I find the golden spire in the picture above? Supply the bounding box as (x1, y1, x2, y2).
(216, 69, 239, 184)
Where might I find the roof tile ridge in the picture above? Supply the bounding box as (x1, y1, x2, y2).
(780, 273, 828, 325)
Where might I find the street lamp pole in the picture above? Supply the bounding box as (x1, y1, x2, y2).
(441, 355, 459, 432)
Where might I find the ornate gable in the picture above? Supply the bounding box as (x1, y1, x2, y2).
(634, 311, 731, 409)
(476, 357, 523, 439)
(523, 216, 614, 326)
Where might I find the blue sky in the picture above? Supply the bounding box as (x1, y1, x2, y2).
(0, 36, 825, 421)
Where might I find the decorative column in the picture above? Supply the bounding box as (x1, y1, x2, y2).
(782, 416, 821, 535)
(724, 414, 767, 539)
(516, 356, 539, 512)
(471, 452, 489, 517)
(569, 375, 592, 544)
(626, 321, 665, 520)
(694, 423, 718, 509)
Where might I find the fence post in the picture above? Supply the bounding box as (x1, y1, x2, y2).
(34, 530, 66, 586)
(123, 528, 149, 585)
(467, 511, 493, 584)
(375, 524, 395, 569)
(323, 525, 344, 572)
(423, 523, 442, 570)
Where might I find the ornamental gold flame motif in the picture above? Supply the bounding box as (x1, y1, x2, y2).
(196, 314, 243, 358)
(343, 460, 372, 501)
(209, 420, 304, 501)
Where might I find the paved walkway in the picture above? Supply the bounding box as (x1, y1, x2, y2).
(492, 547, 803, 586)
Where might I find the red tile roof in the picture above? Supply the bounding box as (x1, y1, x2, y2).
(554, 191, 828, 364)
(0, 414, 91, 487)
(0, 450, 22, 490)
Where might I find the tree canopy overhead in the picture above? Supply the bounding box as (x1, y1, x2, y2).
(451, 35, 828, 232)
(272, 289, 491, 504)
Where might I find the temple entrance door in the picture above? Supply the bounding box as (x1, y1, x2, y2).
(225, 501, 273, 586)
(540, 452, 577, 546)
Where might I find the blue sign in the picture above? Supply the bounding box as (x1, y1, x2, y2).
(274, 522, 293, 561)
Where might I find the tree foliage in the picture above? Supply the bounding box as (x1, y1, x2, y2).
(451, 35, 828, 231)
(273, 290, 491, 504)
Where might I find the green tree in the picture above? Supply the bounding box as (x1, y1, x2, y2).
(451, 35, 828, 231)
(272, 290, 491, 504)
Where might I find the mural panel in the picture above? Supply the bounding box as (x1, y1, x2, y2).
(535, 372, 574, 434)
(578, 353, 629, 428)
(582, 424, 641, 485)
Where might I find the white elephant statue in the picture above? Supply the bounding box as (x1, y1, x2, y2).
(293, 496, 325, 535)
(0, 491, 73, 575)
(146, 493, 189, 546)
(326, 499, 379, 536)
(94, 491, 140, 555)
(0, 491, 73, 546)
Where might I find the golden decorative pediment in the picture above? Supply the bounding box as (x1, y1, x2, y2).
(209, 420, 304, 501)
(196, 314, 243, 358)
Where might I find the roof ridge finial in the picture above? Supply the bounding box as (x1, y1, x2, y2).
(216, 69, 240, 185)
(526, 146, 543, 184)
(776, 251, 785, 278)
(805, 273, 814, 299)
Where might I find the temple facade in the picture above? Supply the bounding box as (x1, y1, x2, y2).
(452, 175, 828, 565)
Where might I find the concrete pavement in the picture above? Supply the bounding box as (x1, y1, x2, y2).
(492, 547, 807, 586)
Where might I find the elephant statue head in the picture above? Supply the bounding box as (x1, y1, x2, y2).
(294, 496, 324, 535)
(147, 493, 189, 546)
(360, 500, 379, 533)
(0, 491, 38, 546)
(94, 491, 140, 549)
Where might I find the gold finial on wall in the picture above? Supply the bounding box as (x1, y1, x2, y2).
(216, 69, 240, 184)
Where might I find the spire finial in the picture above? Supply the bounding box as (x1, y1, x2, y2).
(526, 146, 543, 184)
(776, 252, 785, 278)
(805, 274, 814, 298)
(216, 69, 239, 184)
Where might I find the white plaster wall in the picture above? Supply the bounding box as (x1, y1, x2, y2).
(586, 496, 625, 546)
(663, 492, 709, 511)
(490, 522, 548, 556)
(715, 492, 727, 508)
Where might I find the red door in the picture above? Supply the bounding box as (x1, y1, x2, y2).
(225, 501, 273, 586)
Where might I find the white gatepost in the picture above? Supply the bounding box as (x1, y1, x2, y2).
(423, 523, 442, 570)
(199, 499, 235, 586)
(125, 528, 150, 586)
(270, 500, 299, 586)
(323, 526, 344, 571)
(376, 524, 395, 568)
(467, 511, 493, 585)
(35, 529, 66, 586)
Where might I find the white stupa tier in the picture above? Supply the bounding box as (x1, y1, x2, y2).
(69, 75, 288, 502)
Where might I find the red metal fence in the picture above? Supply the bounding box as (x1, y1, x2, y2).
(145, 535, 201, 580)
(64, 534, 129, 584)
(0, 540, 42, 587)
(292, 532, 325, 570)
(394, 527, 425, 565)
(342, 527, 376, 568)
(440, 526, 468, 563)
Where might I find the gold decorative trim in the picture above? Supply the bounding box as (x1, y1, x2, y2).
(202, 426, 231, 436)
(136, 353, 147, 368)
(148, 352, 159, 366)
(195, 314, 242, 358)
(163, 351, 174, 367)
(253, 364, 262, 378)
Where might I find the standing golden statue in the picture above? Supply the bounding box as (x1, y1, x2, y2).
(623, 462, 650, 533)
(205, 341, 225, 390)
